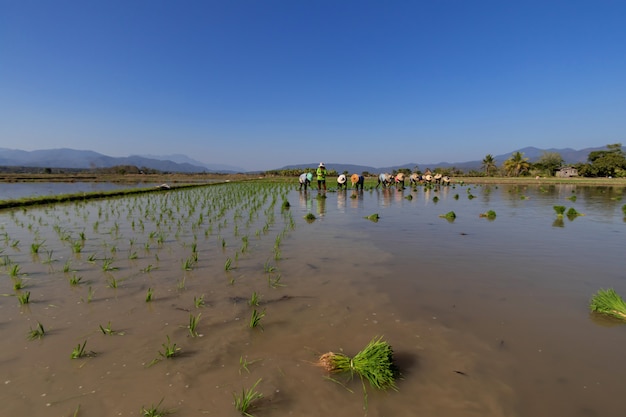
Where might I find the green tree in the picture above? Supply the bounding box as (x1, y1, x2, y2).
(585, 143, 626, 177)
(535, 152, 564, 176)
(503, 151, 530, 177)
(481, 154, 497, 176)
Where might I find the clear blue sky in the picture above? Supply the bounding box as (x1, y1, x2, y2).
(1, 1, 625, 171)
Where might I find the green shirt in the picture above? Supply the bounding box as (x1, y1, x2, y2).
(316, 167, 327, 180)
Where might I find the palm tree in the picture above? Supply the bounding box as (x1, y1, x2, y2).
(503, 151, 530, 176)
(481, 154, 497, 176)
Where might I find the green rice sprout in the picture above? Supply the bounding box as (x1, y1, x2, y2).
(70, 340, 94, 359)
(30, 240, 45, 254)
(12, 276, 24, 290)
(145, 287, 154, 302)
(182, 256, 194, 271)
(248, 291, 260, 306)
(224, 257, 233, 271)
(439, 211, 456, 220)
(281, 199, 290, 210)
(17, 291, 30, 305)
(102, 258, 117, 271)
(566, 207, 584, 219)
(239, 356, 262, 374)
(233, 378, 263, 417)
(268, 273, 284, 288)
(158, 335, 181, 359)
(553, 205, 566, 217)
(194, 294, 205, 308)
(63, 260, 73, 273)
(71, 240, 82, 253)
(433, 196, 439, 203)
(9, 264, 21, 278)
(590, 288, 626, 321)
(365, 213, 379, 222)
(479, 210, 497, 219)
(188, 313, 201, 337)
(69, 274, 83, 286)
(249, 309, 266, 329)
(141, 398, 169, 417)
(27, 322, 45, 340)
(318, 336, 397, 408)
(304, 213, 316, 222)
(107, 277, 118, 289)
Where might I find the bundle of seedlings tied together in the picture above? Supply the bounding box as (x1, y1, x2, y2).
(589, 288, 626, 321)
(318, 336, 397, 391)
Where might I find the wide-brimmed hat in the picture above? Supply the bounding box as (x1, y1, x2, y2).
(319, 162, 325, 168)
(337, 174, 346, 184)
(351, 173, 359, 184)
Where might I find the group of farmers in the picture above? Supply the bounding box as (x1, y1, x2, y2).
(298, 162, 365, 191)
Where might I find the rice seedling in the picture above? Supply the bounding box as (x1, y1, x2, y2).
(145, 287, 154, 302)
(273, 249, 281, 261)
(239, 356, 262, 374)
(439, 211, 456, 220)
(9, 264, 21, 278)
(566, 208, 584, 219)
(158, 335, 181, 359)
(12, 276, 25, 290)
(70, 340, 94, 359)
(365, 213, 379, 222)
(263, 260, 277, 273)
(622, 204, 626, 216)
(107, 277, 118, 289)
(233, 378, 263, 417)
(63, 260, 73, 273)
(567, 195, 577, 202)
(87, 286, 94, 303)
(30, 240, 45, 254)
(479, 210, 497, 219)
(249, 309, 266, 329)
(248, 291, 260, 306)
(188, 313, 201, 337)
(11, 239, 20, 248)
(590, 288, 626, 321)
(553, 205, 566, 217)
(99, 321, 124, 335)
(102, 258, 117, 271)
(141, 398, 169, 417)
(268, 273, 284, 288)
(27, 322, 45, 340)
(128, 250, 138, 260)
(43, 249, 54, 264)
(71, 240, 82, 253)
(141, 264, 156, 273)
(224, 257, 233, 271)
(194, 294, 205, 308)
(318, 336, 397, 407)
(17, 291, 30, 305)
(69, 274, 83, 286)
(304, 213, 316, 222)
(433, 196, 439, 203)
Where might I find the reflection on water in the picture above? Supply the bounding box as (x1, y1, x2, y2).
(0, 182, 625, 417)
(0, 181, 162, 200)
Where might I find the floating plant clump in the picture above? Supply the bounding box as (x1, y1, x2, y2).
(553, 205, 566, 217)
(439, 211, 456, 220)
(318, 336, 397, 395)
(365, 213, 379, 222)
(304, 213, 316, 223)
(566, 208, 584, 220)
(590, 288, 626, 321)
(479, 210, 497, 219)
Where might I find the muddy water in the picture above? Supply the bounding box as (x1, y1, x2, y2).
(0, 182, 624, 417)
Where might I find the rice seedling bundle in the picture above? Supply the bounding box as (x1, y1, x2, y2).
(590, 288, 626, 321)
(318, 336, 397, 391)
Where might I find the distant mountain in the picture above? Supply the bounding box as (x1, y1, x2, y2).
(277, 146, 611, 174)
(139, 153, 245, 173)
(0, 148, 224, 173)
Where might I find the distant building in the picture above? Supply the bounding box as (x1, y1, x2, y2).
(556, 167, 578, 177)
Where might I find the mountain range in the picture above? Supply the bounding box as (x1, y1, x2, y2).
(0, 148, 244, 173)
(0, 145, 612, 174)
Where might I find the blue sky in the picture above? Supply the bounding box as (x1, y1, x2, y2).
(1, 1, 625, 171)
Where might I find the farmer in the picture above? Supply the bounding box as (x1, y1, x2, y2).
(299, 172, 312, 191)
(351, 173, 365, 191)
(376, 173, 392, 188)
(316, 162, 327, 190)
(337, 174, 347, 190)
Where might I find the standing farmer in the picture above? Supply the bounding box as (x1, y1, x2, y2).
(316, 163, 327, 190)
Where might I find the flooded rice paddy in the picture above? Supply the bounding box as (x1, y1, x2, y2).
(0, 181, 625, 417)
